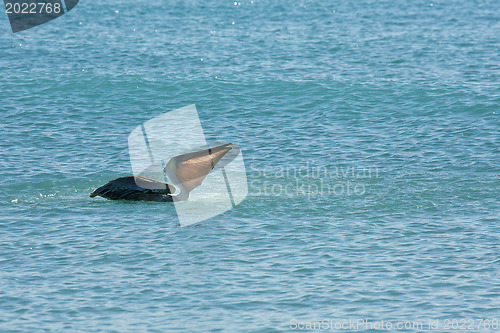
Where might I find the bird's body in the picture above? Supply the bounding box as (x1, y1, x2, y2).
(90, 176, 173, 202)
(90, 142, 237, 202)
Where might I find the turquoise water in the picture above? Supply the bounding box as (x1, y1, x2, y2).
(1, 0, 499, 331)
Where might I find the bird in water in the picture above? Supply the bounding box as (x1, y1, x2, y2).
(90, 142, 236, 202)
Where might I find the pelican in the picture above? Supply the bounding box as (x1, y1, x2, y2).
(90, 143, 236, 202)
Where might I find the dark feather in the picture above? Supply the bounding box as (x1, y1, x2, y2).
(90, 176, 174, 202)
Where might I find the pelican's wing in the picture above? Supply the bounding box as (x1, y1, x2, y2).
(164, 143, 233, 192)
(90, 176, 176, 202)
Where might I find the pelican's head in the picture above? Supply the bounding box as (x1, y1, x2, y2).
(163, 142, 236, 202)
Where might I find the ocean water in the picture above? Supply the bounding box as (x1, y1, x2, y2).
(1, 0, 499, 331)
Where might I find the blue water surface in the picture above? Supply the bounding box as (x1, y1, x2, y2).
(0, 0, 499, 331)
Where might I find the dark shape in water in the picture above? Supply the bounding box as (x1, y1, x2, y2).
(90, 143, 236, 202)
(90, 176, 174, 202)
